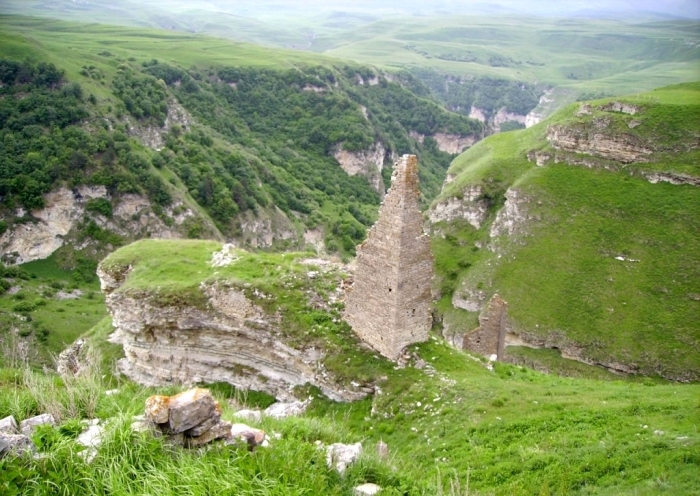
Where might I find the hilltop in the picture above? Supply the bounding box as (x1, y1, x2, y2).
(430, 82, 700, 382)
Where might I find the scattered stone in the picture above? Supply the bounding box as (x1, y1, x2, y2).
(186, 420, 232, 448)
(210, 243, 239, 267)
(227, 423, 267, 451)
(414, 359, 426, 370)
(233, 409, 262, 424)
(145, 395, 170, 424)
(0, 415, 18, 434)
(105, 389, 119, 396)
(376, 440, 388, 459)
(20, 414, 56, 436)
(354, 483, 382, 495)
(628, 120, 641, 129)
(77, 421, 104, 463)
(0, 433, 36, 459)
(653, 430, 665, 436)
(55, 290, 83, 300)
(167, 388, 218, 434)
(264, 399, 310, 419)
(326, 442, 363, 473)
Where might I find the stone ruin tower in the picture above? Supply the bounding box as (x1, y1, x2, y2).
(344, 154, 434, 360)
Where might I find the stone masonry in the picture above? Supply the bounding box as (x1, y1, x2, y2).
(463, 294, 508, 360)
(344, 154, 433, 360)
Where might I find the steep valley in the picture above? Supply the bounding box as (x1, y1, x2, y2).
(0, 11, 699, 496)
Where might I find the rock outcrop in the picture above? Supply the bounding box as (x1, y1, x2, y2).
(333, 142, 387, 196)
(344, 155, 433, 360)
(0, 186, 199, 265)
(99, 250, 365, 402)
(433, 133, 477, 154)
(429, 185, 489, 229)
(546, 124, 653, 163)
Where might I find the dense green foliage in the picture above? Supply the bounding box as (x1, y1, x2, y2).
(0, 58, 173, 219)
(0, 16, 482, 255)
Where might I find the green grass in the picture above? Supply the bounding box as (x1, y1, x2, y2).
(0, 254, 107, 366)
(1, 336, 698, 494)
(431, 82, 700, 381)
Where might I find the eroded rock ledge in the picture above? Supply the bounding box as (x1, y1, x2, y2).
(98, 243, 368, 402)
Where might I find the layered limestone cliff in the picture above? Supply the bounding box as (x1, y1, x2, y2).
(128, 100, 193, 151)
(99, 244, 368, 402)
(546, 124, 653, 163)
(333, 142, 387, 196)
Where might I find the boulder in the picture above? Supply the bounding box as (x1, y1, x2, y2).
(0, 415, 18, 434)
(145, 395, 170, 424)
(185, 420, 232, 448)
(20, 414, 56, 436)
(227, 423, 267, 451)
(0, 433, 36, 458)
(263, 399, 310, 419)
(167, 389, 218, 434)
(326, 442, 363, 473)
(233, 409, 263, 423)
(354, 483, 382, 495)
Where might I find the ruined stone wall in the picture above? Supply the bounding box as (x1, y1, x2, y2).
(463, 294, 508, 360)
(344, 155, 433, 360)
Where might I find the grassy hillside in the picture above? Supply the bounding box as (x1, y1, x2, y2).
(1, 327, 699, 494)
(431, 82, 700, 381)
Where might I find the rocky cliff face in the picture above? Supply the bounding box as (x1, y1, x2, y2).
(333, 142, 387, 196)
(98, 245, 368, 401)
(128, 101, 193, 151)
(0, 187, 197, 265)
(409, 132, 476, 154)
(428, 186, 488, 229)
(469, 106, 528, 133)
(546, 123, 653, 163)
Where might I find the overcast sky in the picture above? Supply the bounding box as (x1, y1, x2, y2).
(188, 0, 700, 18)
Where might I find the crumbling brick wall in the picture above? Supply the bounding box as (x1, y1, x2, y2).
(344, 155, 434, 360)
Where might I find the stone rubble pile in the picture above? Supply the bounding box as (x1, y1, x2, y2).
(144, 388, 235, 448)
(0, 413, 56, 459)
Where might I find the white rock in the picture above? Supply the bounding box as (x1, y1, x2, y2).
(20, 414, 56, 436)
(326, 442, 363, 473)
(354, 483, 382, 495)
(0, 415, 18, 434)
(233, 409, 262, 423)
(264, 399, 310, 419)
